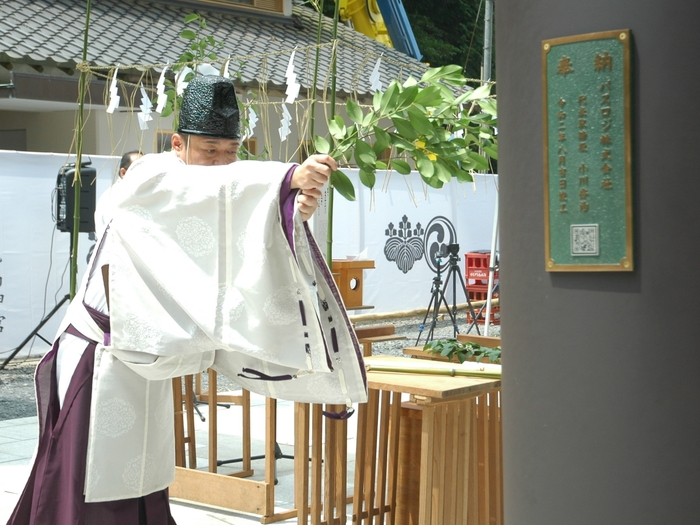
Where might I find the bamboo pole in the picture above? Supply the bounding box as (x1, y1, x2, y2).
(365, 363, 501, 380)
(349, 299, 500, 324)
(70, 0, 92, 298)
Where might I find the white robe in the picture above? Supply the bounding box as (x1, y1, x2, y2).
(60, 153, 367, 502)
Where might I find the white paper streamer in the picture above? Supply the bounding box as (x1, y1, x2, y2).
(243, 106, 258, 141)
(155, 64, 169, 114)
(106, 65, 120, 114)
(369, 57, 383, 92)
(137, 83, 153, 131)
(279, 104, 292, 142)
(284, 50, 300, 104)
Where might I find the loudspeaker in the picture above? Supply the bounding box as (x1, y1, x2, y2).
(56, 163, 97, 233)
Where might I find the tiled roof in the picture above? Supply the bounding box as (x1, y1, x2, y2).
(1, 0, 427, 96)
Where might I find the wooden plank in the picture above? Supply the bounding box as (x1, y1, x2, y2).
(354, 324, 396, 339)
(184, 375, 197, 468)
(375, 391, 392, 524)
(311, 405, 323, 525)
(432, 404, 447, 525)
(295, 403, 310, 525)
(387, 394, 401, 525)
(442, 402, 458, 523)
(418, 405, 436, 525)
(352, 397, 368, 524)
(456, 333, 501, 348)
(172, 377, 185, 468)
(170, 467, 268, 515)
(208, 368, 217, 473)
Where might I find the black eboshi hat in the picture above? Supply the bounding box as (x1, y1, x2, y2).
(177, 75, 241, 139)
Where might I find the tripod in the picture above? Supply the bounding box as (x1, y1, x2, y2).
(0, 294, 70, 370)
(415, 248, 481, 345)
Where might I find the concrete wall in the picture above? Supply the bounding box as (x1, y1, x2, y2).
(0, 110, 96, 154)
(496, 1, 700, 524)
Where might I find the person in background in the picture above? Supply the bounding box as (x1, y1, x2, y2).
(94, 150, 143, 239)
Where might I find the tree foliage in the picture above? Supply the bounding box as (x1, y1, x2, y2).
(402, 0, 488, 78)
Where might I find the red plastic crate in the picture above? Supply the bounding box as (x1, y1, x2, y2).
(465, 251, 498, 284)
(466, 283, 499, 302)
(466, 306, 501, 325)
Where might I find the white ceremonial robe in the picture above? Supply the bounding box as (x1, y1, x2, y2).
(80, 152, 367, 502)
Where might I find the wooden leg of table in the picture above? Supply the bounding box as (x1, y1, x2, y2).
(431, 404, 447, 525)
(311, 405, 323, 525)
(442, 402, 458, 524)
(454, 399, 470, 524)
(476, 393, 490, 525)
(335, 408, 348, 525)
(294, 403, 310, 525)
(375, 391, 391, 524)
(467, 398, 479, 525)
(387, 394, 401, 525)
(323, 405, 337, 524)
(363, 390, 379, 524)
(353, 397, 369, 524)
(486, 390, 503, 525)
(242, 389, 251, 472)
(184, 375, 197, 469)
(208, 368, 218, 473)
(418, 404, 436, 525)
(265, 398, 277, 517)
(172, 377, 185, 468)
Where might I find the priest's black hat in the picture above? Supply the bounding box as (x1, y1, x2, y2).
(178, 75, 241, 139)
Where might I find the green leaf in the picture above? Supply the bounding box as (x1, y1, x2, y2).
(413, 85, 443, 108)
(359, 166, 376, 189)
(331, 170, 356, 201)
(456, 168, 474, 183)
(180, 29, 196, 40)
(373, 90, 383, 112)
(403, 75, 418, 88)
(328, 119, 344, 141)
(415, 152, 434, 179)
(184, 13, 200, 24)
(362, 109, 376, 128)
(333, 115, 347, 136)
(396, 85, 419, 109)
(391, 159, 412, 175)
(346, 99, 363, 125)
(379, 81, 400, 115)
(407, 107, 434, 137)
(434, 159, 452, 183)
(468, 151, 490, 170)
(375, 160, 388, 170)
(389, 133, 416, 153)
(391, 117, 419, 141)
(483, 145, 498, 160)
(314, 135, 331, 154)
(354, 140, 376, 167)
(373, 126, 391, 155)
(455, 83, 493, 105)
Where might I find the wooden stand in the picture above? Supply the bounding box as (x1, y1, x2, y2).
(331, 259, 375, 309)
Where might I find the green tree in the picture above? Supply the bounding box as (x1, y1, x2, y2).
(401, 0, 488, 79)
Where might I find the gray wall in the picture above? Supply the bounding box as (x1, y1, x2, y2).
(496, 1, 700, 524)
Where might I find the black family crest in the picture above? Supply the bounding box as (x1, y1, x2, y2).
(423, 216, 458, 273)
(384, 215, 425, 274)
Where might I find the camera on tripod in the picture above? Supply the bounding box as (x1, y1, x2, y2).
(436, 243, 460, 260)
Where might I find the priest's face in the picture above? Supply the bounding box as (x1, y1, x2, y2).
(172, 133, 240, 166)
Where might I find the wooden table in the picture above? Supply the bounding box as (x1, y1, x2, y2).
(347, 356, 503, 525)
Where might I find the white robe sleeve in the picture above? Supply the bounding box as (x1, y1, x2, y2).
(105, 154, 367, 405)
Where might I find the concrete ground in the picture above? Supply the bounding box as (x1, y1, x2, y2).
(0, 393, 358, 524)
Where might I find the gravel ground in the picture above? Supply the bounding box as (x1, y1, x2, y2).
(0, 314, 500, 422)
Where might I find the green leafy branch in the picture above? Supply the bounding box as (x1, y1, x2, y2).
(314, 64, 498, 201)
(424, 338, 501, 364)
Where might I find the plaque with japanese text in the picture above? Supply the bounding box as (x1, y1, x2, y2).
(543, 30, 633, 271)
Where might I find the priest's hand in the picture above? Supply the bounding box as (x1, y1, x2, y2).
(292, 154, 336, 221)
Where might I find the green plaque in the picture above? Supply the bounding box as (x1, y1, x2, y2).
(542, 30, 633, 271)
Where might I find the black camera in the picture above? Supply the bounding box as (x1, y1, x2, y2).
(435, 243, 460, 260)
